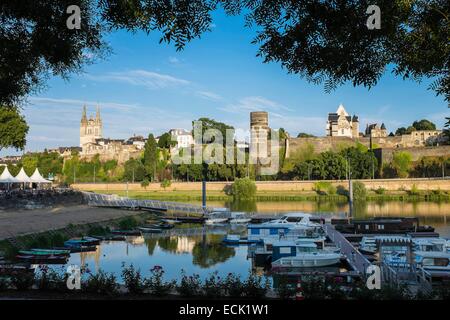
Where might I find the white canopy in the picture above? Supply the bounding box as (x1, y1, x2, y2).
(15, 167, 32, 183)
(0, 167, 20, 183)
(30, 168, 51, 184)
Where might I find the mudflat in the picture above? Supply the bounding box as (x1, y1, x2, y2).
(0, 205, 139, 240)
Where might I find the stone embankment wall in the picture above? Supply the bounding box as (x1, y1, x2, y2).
(0, 190, 84, 210)
(73, 178, 450, 193)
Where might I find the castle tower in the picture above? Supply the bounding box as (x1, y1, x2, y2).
(250, 111, 269, 164)
(80, 105, 103, 147)
(351, 115, 359, 138)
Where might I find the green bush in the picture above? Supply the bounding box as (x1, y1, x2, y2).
(160, 179, 171, 190)
(352, 181, 367, 201)
(230, 178, 257, 200)
(408, 184, 420, 196)
(147, 266, 175, 297)
(314, 181, 336, 195)
(178, 271, 202, 297)
(374, 187, 386, 195)
(83, 270, 119, 296)
(141, 178, 150, 189)
(118, 216, 138, 230)
(121, 263, 149, 294)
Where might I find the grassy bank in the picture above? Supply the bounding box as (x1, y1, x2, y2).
(87, 189, 450, 202)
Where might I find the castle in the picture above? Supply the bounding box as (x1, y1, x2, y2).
(326, 104, 359, 138)
(80, 105, 103, 146)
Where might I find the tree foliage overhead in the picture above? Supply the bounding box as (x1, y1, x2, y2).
(1, 0, 448, 109)
(0, 0, 105, 107)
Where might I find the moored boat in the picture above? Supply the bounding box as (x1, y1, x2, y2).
(15, 255, 68, 264)
(138, 226, 163, 233)
(111, 229, 141, 236)
(271, 241, 341, 269)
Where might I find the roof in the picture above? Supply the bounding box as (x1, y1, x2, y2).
(15, 167, 32, 183)
(0, 167, 20, 183)
(30, 168, 51, 184)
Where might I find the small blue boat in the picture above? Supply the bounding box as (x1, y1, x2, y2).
(64, 237, 100, 248)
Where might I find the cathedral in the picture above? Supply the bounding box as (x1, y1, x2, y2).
(326, 104, 359, 138)
(80, 105, 103, 147)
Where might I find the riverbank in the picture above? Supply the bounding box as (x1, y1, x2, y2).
(0, 205, 145, 241)
(83, 189, 450, 202)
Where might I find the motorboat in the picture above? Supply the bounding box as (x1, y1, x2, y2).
(262, 213, 321, 229)
(222, 234, 261, 245)
(271, 241, 341, 269)
(415, 251, 450, 272)
(413, 238, 448, 253)
(229, 212, 251, 224)
(138, 226, 163, 233)
(205, 211, 229, 225)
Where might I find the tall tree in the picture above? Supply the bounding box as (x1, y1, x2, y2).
(412, 119, 437, 131)
(0, 108, 29, 151)
(143, 134, 158, 181)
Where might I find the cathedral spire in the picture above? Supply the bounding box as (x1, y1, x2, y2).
(81, 105, 88, 124)
(96, 105, 101, 123)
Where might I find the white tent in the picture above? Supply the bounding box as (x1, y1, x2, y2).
(30, 168, 52, 184)
(0, 167, 20, 184)
(15, 167, 32, 183)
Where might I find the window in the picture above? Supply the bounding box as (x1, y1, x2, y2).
(270, 228, 278, 235)
(279, 247, 291, 254)
(365, 225, 369, 230)
(251, 229, 259, 235)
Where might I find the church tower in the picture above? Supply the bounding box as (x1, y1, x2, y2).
(80, 105, 103, 147)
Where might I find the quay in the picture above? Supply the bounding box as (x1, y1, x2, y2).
(324, 223, 371, 275)
(83, 192, 215, 215)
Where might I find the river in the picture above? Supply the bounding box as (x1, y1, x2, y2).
(63, 200, 449, 283)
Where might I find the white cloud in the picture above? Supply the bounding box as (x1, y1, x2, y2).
(86, 70, 190, 89)
(168, 56, 181, 65)
(196, 91, 223, 101)
(220, 96, 293, 114)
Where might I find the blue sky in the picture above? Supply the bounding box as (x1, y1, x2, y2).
(2, 10, 448, 156)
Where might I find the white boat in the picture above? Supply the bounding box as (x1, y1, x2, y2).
(262, 213, 321, 230)
(205, 211, 229, 225)
(229, 212, 251, 224)
(415, 251, 450, 272)
(271, 241, 341, 268)
(413, 238, 448, 253)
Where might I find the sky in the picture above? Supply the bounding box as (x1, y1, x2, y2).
(2, 10, 448, 156)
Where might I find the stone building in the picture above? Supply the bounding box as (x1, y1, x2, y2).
(169, 129, 194, 149)
(365, 123, 388, 138)
(326, 104, 359, 138)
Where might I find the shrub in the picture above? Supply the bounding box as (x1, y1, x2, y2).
(392, 151, 412, 178)
(202, 272, 224, 298)
(408, 184, 420, 196)
(336, 185, 349, 197)
(223, 273, 243, 298)
(230, 178, 257, 200)
(178, 271, 202, 297)
(121, 263, 148, 294)
(10, 272, 35, 290)
(147, 266, 175, 297)
(314, 181, 331, 195)
(352, 181, 367, 201)
(36, 266, 68, 292)
(118, 216, 138, 230)
(141, 178, 150, 189)
(0, 277, 9, 291)
(242, 273, 270, 298)
(374, 187, 386, 195)
(276, 278, 296, 300)
(83, 270, 119, 296)
(160, 179, 171, 190)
